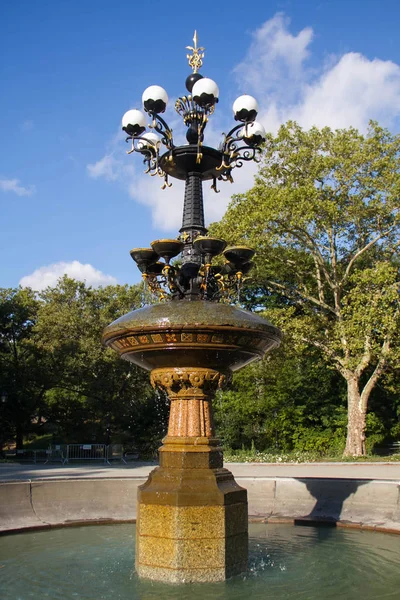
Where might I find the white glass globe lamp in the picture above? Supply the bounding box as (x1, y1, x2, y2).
(233, 95, 258, 122)
(142, 85, 168, 114)
(241, 121, 266, 146)
(137, 132, 161, 152)
(122, 109, 147, 137)
(192, 77, 219, 108)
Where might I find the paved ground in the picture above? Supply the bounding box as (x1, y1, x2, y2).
(1, 461, 399, 481)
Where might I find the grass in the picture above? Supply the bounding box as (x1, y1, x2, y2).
(223, 448, 400, 463)
(22, 434, 55, 449)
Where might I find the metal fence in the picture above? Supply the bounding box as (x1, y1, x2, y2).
(4, 443, 140, 464)
(45, 446, 66, 463)
(106, 444, 127, 464)
(64, 443, 108, 464)
(5, 449, 53, 463)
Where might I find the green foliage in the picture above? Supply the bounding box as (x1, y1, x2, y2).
(0, 277, 166, 451)
(223, 448, 321, 463)
(291, 428, 344, 455)
(23, 434, 54, 449)
(211, 121, 400, 456)
(222, 447, 400, 463)
(214, 321, 347, 453)
(364, 412, 388, 452)
(0, 287, 49, 448)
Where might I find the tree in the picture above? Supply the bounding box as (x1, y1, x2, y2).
(0, 288, 50, 449)
(34, 277, 159, 448)
(212, 121, 400, 456)
(0, 278, 172, 451)
(214, 332, 346, 454)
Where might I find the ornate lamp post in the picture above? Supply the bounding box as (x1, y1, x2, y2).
(122, 31, 266, 302)
(103, 33, 281, 584)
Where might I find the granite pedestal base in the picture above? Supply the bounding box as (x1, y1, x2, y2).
(136, 437, 248, 583)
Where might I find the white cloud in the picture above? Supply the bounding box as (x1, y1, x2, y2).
(87, 154, 121, 181)
(235, 13, 313, 101)
(286, 53, 400, 130)
(236, 14, 400, 133)
(19, 261, 118, 291)
(0, 177, 36, 196)
(131, 174, 185, 231)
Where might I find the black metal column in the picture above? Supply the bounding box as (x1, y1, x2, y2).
(180, 171, 207, 266)
(176, 172, 208, 299)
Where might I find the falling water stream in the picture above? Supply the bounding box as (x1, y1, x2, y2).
(1, 523, 399, 600)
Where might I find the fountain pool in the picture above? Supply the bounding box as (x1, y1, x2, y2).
(1, 523, 399, 599)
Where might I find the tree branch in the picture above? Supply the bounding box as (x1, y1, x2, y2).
(300, 335, 347, 373)
(355, 336, 371, 378)
(327, 225, 342, 312)
(279, 222, 336, 290)
(360, 338, 391, 411)
(312, 253, 326, 305)
(342, 228, 395, 284)
(264, 279, 337, 315)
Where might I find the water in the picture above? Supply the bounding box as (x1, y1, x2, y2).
(1, 523, 399, 599)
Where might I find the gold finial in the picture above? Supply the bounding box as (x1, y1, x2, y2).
(186, 30, 205, 73)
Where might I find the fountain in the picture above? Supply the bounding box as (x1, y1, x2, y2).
(101, 33, 282, 583)
(0, 34, 399, 594)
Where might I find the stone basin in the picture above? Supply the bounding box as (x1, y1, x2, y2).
(101, 300, 282, 373)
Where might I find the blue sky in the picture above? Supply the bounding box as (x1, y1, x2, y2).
(2, 0, 400, 291)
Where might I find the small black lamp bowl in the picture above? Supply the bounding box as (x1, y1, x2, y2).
(238, 261, 254, 275)
(193, 236, 227, 261)
(146, 262, 165, 276)
(151, 239, 184, 263)
(130, 248, 159, 273)
(224, 246, 255, 266)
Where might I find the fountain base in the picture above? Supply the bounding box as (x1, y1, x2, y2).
(136, 436, 248, 583)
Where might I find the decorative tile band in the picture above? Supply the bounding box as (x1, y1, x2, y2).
(108, 329, 268, 354)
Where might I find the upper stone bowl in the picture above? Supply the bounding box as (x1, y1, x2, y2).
(102, 301, 282, 373)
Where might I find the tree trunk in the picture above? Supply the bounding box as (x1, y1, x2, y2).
(344, 376, 366, 457)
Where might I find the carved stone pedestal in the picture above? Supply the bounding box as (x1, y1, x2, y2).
(135, 367, 248, 583)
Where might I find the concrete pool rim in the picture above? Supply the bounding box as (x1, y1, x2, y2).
(1, 469, 399, 535)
